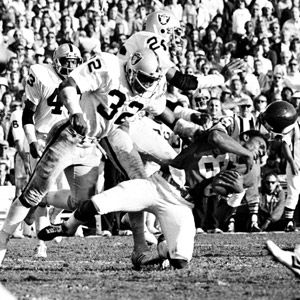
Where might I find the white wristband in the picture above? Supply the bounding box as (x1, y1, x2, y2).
(24, 124, 37, 144)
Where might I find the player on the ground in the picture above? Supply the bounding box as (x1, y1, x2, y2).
(37, 129, 265, 269)
(0, 48, 170, 267)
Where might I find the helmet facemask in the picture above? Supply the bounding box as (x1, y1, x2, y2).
(55, 56, 82, 78)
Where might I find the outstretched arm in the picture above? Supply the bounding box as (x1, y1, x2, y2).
(208, 130, 254, 172)
(166, 59, 245, 91)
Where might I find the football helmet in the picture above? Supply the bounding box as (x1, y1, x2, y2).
(125, 48, 163, 97)
(260, 101, 298, 134)
(145, 10, 182, 48)
(53, 43, 82, 78)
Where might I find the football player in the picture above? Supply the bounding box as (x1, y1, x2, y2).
(264, 101, 300, 277)
(22, 43, 85, 258)
(115, 10, 245, 256)
(0, 48, 170, 267)
(37, 129, 265, 269)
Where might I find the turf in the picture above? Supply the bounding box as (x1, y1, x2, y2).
(1, 232, 300, 299)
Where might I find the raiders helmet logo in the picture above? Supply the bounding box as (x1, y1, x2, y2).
(158, 13, 170, 25)
(131, 52, 142, 65)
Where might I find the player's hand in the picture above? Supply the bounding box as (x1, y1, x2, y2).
(70, 113, 88, 136)
(190, 113, 212, 129)
(221, 59, 246, 81)
(29, 142, 41, 159)
(212, 170, 244, 196)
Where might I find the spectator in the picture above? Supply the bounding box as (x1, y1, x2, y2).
(289, 37, 300, 63)
(282, 5, 300, 40)
(235, 20, 258, 58)
(253, 94, 268, 119)
(269, 20, 281, 45)
(281, 86, 294, 103)
(271, 29, 292, 65)
(259, 172, 286, 231)
(285, 57, 300, 90)
(261, 35, 278, 68)
(253, 58, 272, 92)
(232, 0, 252, 40)
(0, 160, 12, 186)
(263, 65, 287, 103)
(253, 43, 273, 74)
(44, 31, 58, 59)
(290, 90, 300, 112)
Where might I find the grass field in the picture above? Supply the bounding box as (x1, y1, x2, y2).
(1, 232, 300, 299)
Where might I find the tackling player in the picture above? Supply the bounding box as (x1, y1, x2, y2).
(114, 9, 245, 261)
(0, 48, 170, 267)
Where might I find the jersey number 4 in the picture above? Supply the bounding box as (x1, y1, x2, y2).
(47, 88, 63, 115)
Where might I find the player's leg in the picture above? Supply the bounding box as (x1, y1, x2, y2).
(284, 165, 300, 231)
(0, 126, 76, 265)
(102, 128, 150, 255)
(150, 173, 195, 268)
(266, 240, 300, 277)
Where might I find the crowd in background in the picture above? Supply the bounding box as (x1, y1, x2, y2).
(0, 0, 299, 234)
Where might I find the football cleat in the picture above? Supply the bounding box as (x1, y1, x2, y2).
(207, 228, 224, 234)
(196, 228, 206, 234)
(266, 240, 300, 277)
(131, 250, 161, 269)
(37, 223, 73, 241)
(250, 222, 261, 233)
(118, 229, 133, 236)
(285, 221, 298, 232)
(35, 244, 47, 258)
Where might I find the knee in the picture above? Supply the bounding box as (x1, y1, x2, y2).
(169, 258, 188, 269)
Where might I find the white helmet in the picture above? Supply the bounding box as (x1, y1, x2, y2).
(53, 43, 82, 78)
(145, 10, 182, 47)
(125, 48, 162, 97)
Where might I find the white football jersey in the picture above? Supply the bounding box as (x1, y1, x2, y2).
(117, 31, 175, 74)
(69, 52, 167, 139)
(25, 64, 69, 134)
(10, 107, 29, 152)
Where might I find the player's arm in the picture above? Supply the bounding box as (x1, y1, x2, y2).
(58, 77, 87, 136)
(282, 141, 299, 175)
(166, 59, 245, 91)
(24, 66, 44, 158)
(207, 129, 254, 172)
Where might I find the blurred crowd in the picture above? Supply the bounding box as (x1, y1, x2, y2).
(0, 0, 300, 235)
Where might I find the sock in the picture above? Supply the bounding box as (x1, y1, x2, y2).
(251, 214, 258, 224)
(128, 212, 148, 252)
(284, 207, 294, 221)
(2, 198, 30, 235)
(35, 206, 50, 232)
(44, 190, 71, 210)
